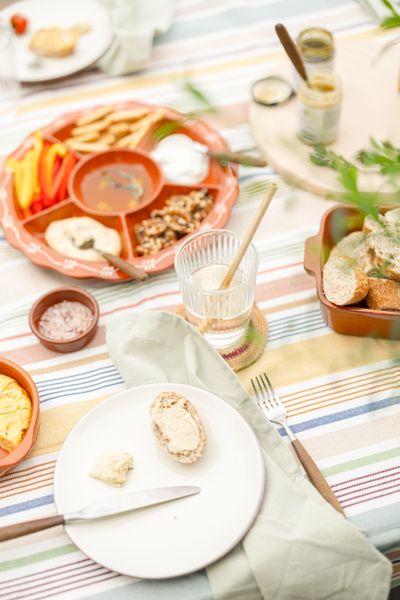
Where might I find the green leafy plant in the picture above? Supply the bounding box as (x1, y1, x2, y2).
(152, 79, 220, 143)
(380, 0, 400, 28)
(182, 80, 219, 114)
(310, 145, 380, 217)
(357, 138, 400, 177)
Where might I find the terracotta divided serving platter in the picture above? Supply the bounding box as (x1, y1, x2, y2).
(0, 102, 239, 281)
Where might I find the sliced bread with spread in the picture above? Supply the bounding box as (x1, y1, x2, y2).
(150, 391, 206, 464)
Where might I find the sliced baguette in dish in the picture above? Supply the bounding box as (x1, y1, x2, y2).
(367, 230, 400, 282)
(366, 277, 400, 311)
(363, 214, 385, 235)
(330, 231, 375, 274)
(384, 207, 400, 231)
(323, 256, 369, 306)
(150, 391, 206, 464)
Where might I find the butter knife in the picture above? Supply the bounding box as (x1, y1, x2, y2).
(0, 485, 200, 542)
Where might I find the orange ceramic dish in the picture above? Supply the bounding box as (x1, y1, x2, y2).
(29, 287, 99, 353)
(0, 101, 239, 281)
(304, 204, 400, 339)
(0, 357, 40, 477)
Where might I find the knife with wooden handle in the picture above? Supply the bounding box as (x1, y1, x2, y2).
(0, 485, 200, 542)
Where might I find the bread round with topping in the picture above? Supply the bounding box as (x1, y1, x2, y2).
(323, 256, 369, 306)
(150, 391, 206, 464)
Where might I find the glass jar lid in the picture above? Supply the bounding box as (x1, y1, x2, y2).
(297, 27, 334, 63)
(251, 75, 294, 106)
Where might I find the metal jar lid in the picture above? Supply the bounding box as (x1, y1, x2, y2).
(251, 75, 294, 107)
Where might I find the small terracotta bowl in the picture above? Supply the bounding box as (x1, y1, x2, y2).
(69, 148, 163, 215)
(29, 287, 99, 353)
(0, 356, 40, 477)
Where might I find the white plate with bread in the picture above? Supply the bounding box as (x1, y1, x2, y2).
(54, 383, 265, 579)
(1, 0, 112, 82)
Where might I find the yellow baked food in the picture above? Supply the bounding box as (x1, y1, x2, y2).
(0, 374, 32, 452)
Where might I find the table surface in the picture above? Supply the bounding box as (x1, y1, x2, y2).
(0, 1, 399, 599)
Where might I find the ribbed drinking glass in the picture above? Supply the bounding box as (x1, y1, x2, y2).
(174, 229, 259, 349)
(0, 22, 20, 123)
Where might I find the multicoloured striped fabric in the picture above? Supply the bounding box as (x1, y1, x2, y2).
(0, 1, 399, 598)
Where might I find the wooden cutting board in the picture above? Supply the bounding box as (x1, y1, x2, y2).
(249, 38, 400, 198)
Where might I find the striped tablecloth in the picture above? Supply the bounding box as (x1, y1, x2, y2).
(0, 1, 399, 598)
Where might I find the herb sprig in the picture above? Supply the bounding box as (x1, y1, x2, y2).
(152, 79, 220, 142)
(310, 145, 381, 217)
(357, 138, 400, 177)
(380, 0, 400, 29)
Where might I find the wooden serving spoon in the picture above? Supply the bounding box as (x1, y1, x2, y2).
(209, 149, 267, 168)
(275, 23, 310, 86)
(78, 239, 148, 282)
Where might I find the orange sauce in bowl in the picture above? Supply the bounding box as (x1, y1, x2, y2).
(81, 162, 153, 212)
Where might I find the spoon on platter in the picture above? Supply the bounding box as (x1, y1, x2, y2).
(77, 238, 148, 282)
(275, 23, 310, 87)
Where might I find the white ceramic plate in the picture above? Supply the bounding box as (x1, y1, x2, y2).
(54, 383, 265, 579)
(1, 0, 112, 82)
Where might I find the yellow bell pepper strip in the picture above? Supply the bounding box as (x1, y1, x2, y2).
(31, 132, 43, 197)
(18, 148, 37, 210)
(6, 157, 23, 205)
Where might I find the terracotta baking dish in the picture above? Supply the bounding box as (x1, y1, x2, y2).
(29, 287, 99, 353)
(304, 204, 400, 339)
(0, 356, 40, 477)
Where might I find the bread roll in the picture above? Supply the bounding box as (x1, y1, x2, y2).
(150, 391, 206, 464)
(323, 256, 369, 306)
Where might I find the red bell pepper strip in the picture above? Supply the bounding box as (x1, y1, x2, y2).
(30, 199, 44, 214)
(38, 142, 67, 199)
(38, 143, 51, 199)
(54, 153, 77, 202)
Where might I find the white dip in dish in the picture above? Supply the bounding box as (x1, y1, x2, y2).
(151, 134, 210, 185)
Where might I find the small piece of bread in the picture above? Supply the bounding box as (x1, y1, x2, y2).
(330, 231, 375, 274)
(323, 256, 369, 306)
(90, 450, 133, 486)
(29, 27, 79, 58)
(150, 391, 206, 464)
(366, 277, 400, 310)
(367, 229, 400, 282)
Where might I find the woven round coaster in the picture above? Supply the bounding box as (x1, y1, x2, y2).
(176, 304, 268, 372)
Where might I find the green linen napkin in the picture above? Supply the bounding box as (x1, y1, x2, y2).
(106, 311, 391, 599)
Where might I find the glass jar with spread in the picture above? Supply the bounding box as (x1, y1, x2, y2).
(297, 27, 335, 76)
(298, 72, 342, 145)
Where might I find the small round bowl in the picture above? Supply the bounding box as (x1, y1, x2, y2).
(29, 287, 99, 353)
(0, 356, 40, 477)
(69, 148, 163, 215)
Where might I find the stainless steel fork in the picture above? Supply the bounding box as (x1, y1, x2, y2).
(251, 372, 344, 514)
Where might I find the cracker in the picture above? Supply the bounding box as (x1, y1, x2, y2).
(65, 130, 100, 144)
(76, 106, 114, 127)
(107, 107, 150, 123)
(65, 140, 111, 153)
(71, 119, 109, 137)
